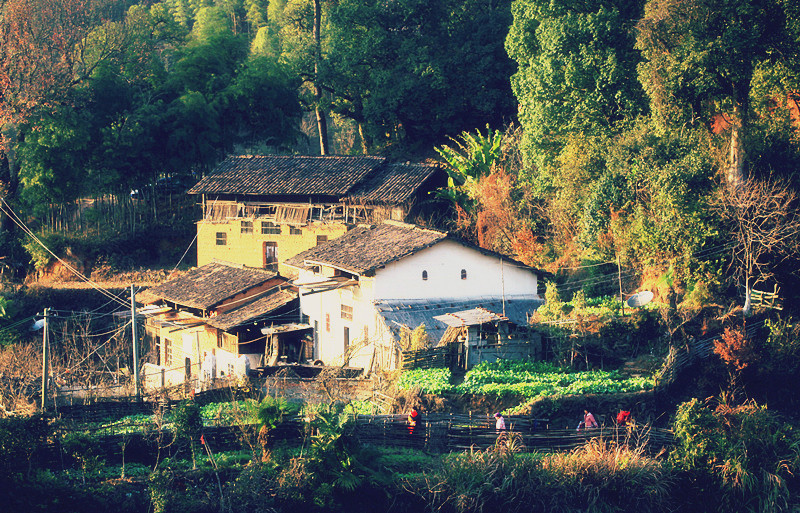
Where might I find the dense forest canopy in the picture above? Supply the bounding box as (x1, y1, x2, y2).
(0, 0, 799, 308)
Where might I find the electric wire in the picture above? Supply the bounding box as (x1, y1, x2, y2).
(0, 200, 130, 309)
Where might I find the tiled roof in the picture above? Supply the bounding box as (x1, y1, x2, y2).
(137, 261, 279, 310)
(375, 297, 544, 344)
(187, 155, 385, 197)
(206, 289, 297, 331)
(285, 221, 447, 275)
(345, 162, 443, 204)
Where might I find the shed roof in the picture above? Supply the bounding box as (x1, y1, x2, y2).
(433, 307, 508, 327)
(137, 261, 279, 310)
(285, 221, 447, 275)
(375, 296, 543, 344)
(206, 289, 297, 331)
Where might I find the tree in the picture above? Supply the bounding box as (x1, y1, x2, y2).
(0, 0, 106, 227)
(712, 177, 800, 314)
(324, 0, 516, 152)
(506, 0, 646, 172)
(636, 0, 800, 188)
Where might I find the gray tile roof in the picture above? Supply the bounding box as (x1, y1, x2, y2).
(345, 162, 442, 204)
(375, 297, 544, 344)
(434, 307, 508, 327)
(187, 155, 440, 204)
(206, 289, 297, 331)
(137, 261, 279, 310)
(286, 221, 447, 275)
(188, 155, 384, 197)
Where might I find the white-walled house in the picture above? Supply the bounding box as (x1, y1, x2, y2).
(285, 221, 544, 371)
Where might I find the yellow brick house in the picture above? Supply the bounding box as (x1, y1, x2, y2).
(187, 155, 445, 275)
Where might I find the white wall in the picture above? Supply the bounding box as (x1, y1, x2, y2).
(298, 271, 381, 369)
(372, 240, 538, 300)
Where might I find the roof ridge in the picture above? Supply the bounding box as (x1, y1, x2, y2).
(382, 219, 447, 236)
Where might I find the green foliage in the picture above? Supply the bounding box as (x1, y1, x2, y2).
(0, 415, 50, 479)
(413, 439, 673, 513)
(671, 397, 800, 512)
(456, 360, 654, 399)
(322, 0, 516, 150)
(257, 395, 299, 431)
(397, 361, 654, 399)
(507, 0, 646, 171)
(397, 368, 453, 395)
(172, 400, 203, 441)
(435, 125, 505, 207)
(61, 431, 106, 483)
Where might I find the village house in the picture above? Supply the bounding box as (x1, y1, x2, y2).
(136, 261, 309, 388)
(285, 220, 544, 372)
(187, 155, 445, 275)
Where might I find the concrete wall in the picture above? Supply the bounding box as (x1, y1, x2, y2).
(297, 275, 396, 370)
(372, 240, 539, 300)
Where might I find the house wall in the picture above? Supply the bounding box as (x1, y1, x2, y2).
(143, 312, 240, 389)
(297, 241, 540, 371)
(298, 272, 396, 371)
(197, 219, 348, 270)
(372, 240, 539, 300)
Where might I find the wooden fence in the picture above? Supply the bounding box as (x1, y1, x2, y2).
(655, 319, 766, 389)
(402, 343, 464, 370)
(51, 409, 674, 465)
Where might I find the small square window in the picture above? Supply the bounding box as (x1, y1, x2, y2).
(341, 304, 353, 321)
(216, 232, 227, 246)
(241, 220, 253, 234)
(316, 235, 328, 246)
(261, 221, 281, 235)
(290, 226, 302, 235)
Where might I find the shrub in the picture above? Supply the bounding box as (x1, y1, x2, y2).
(671, 397, 800, 513)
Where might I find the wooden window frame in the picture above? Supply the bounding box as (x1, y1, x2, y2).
(216, 232, 227, 246)
(241, 220, 253, 234)
(341, 304, 353, 321)
(261, 221, 281, 235)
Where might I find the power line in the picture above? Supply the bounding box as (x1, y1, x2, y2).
(0, 200, 130, 309)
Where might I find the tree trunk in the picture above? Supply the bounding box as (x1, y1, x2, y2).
(742, 276, 752, 316)
(727, 97, 747, 189)
(313, 0, 329, 155)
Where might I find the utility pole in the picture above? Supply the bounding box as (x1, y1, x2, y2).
(617, 254, 625, 317)
(131, 285, 141, 401)
(40, 308, 49, 411)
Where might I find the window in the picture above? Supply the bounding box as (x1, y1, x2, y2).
(422, 270, 428, 281)
(461, 269, 467, 280)
(343, 327, 350, 355)
(289, 226, 302, 235)
(241, 220, 253, 234)
(341, 304, 353, 321)
(216, 232, 227, 246)
(325, 313, 331, 332)
(261, 221, 281, 235)
(164, 338, 173, 367)
(316, 235, 328, 246)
